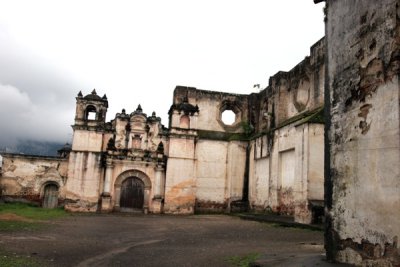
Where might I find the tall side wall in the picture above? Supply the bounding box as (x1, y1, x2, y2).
(326, 0, 400, 265)
(247, 37, 325, 224)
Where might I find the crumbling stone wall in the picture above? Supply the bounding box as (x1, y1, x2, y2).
(325, 0, 400, 265)
(166, 41, 326, 218)
(0, 153, 68, 206)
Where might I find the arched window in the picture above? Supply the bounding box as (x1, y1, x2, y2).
(85, 105, 97, 120)
(180, 115, 190, 129)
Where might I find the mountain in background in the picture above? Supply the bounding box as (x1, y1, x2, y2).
(0, 140, 64, 157)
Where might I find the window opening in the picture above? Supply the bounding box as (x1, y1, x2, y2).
(86, 105, 97, 120)
(221, 110, 236, 125)
(87, 111, 96, 120)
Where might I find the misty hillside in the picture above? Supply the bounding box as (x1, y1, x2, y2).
(0, 140, 64, 157)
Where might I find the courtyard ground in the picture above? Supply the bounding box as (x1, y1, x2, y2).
(0, 213, 349, 267)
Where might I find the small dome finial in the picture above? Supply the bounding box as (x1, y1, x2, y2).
(91, 89, 97, 95)
(78, 91, 83, 97)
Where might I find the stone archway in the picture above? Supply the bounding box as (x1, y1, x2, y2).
(114, 170, 151, 212)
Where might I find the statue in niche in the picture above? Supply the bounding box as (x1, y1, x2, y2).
(132, 134, 141, 149)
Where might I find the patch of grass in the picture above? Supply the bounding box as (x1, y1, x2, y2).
(0, 203, 68, 232)
(227, 252, 260, 267)
(0, 249, 42, 267)
(0, 203, 67, 220)
(0, 203, 62, 265)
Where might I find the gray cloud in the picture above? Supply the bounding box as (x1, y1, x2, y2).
(0, 33, 78, 146)
(0, 82, 74, 146)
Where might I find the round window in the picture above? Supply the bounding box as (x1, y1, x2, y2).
(221, 110, 236, 125)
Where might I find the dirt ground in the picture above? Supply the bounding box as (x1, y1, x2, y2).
(0, 214, 347, 267)
(0, 213, 35, 221)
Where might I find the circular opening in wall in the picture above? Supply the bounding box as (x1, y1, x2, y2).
(221, 110, 236, 125)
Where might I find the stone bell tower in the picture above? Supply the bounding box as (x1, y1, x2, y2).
(65, 89, 109, 212)
(74, 89, 108, 129)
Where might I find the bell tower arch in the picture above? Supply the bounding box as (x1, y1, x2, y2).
(74, 89, 108, 129)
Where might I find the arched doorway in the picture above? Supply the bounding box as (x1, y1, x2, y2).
(43, 184, 59, 209)
(120, 177, 144, 211)
(114, 170, 152, 213)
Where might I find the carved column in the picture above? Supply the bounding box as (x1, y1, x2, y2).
(154, 165, 163, 197)
(152, 164, 165, 213)
(143, 188, 150, 214)
(103, 158, 114, 195)
(101, 158, 114, 212)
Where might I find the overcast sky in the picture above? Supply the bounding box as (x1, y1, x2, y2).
(0, 0, 324, 147)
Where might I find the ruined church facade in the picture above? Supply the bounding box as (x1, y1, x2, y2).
(2, 1, 400, 265)
(0, 38, 325, 224)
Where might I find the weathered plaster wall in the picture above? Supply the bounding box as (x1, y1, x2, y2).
(65, 151, 103, 211)
(248, 122, 324, 223)
(164, 135, 197, 214)
(326, 0, 400, 265)
(71, 130, 104, 152)
(308, 124, 324, 201)
(0, 154, 68, 205)
(164, 158, 196, 214)
(279, 125, 305, 219)
(195, 140, 247, 212)
(195, 140, 228, 210)
(248, 153, 269, 208)
(226, 141, 247, 202)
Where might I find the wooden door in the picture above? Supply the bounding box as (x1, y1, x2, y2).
(43, 184, 59, 209)
(120, 177, 144, 210)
